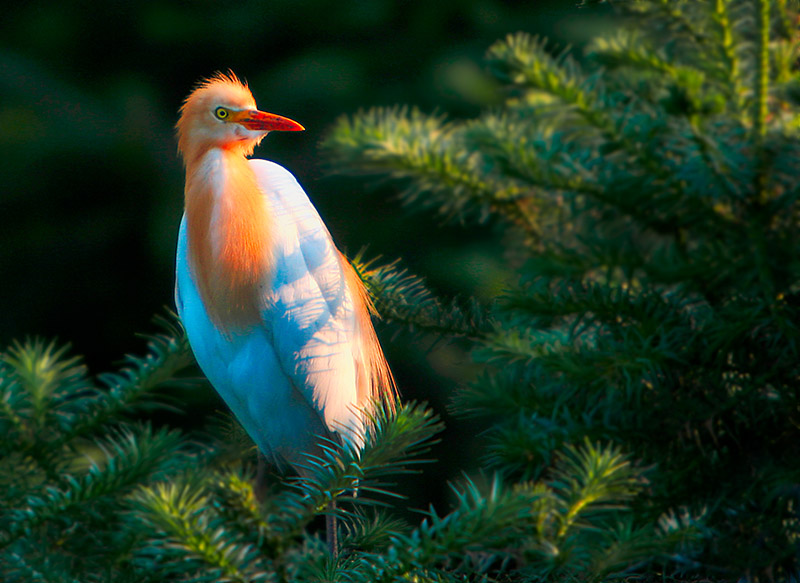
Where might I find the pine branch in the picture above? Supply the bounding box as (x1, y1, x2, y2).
(347, 476, 541, 581)
(129, 402, 444, 581)
(2, 549, 85, 583)
(286, 401, 444, 520)
(324, 107, 537, 228)
(349, 254, 494, 340)
(339, 442, 662, 582)
(324, 3, 800, 575)
(714, 0, 745, 111)
(486, 33, 608, 131)
(341, 509, 409, 553)
(502, 277, 706, 342)
(549, 441, 639, 539)
(0, 340, 91, 459)
(62, 315, 195, 444)
(131, 478, 271, 583)
(754, 0, 771, 141)
(208, 468, 278, 554)
(0, 425, 188, 551)
(0, 314, 195, 471)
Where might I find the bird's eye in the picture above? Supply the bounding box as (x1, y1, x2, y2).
(214, 107, 229, 120)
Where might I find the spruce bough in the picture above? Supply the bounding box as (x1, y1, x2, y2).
(326, 0, 800, 578)
(0, 322, 660, 581)
(2, 0, 799, 580)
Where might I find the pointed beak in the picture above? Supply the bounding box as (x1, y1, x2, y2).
(234, 109, 305, 132)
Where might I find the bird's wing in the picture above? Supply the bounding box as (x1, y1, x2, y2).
(250, 159, 364, 446)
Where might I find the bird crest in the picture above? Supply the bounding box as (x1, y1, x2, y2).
(176, 71, 258, 161)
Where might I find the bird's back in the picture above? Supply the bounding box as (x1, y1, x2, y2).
(176, 159, 391, 469)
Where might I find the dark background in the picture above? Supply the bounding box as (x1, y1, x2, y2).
(0, 0, 612, 503)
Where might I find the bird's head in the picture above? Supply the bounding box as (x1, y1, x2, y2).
(176, 71, 304, 161)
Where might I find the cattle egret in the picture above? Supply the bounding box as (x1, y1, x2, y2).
(174, 72, 396, 554)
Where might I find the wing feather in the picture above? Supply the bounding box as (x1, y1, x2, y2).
(251, 159, 366, 446)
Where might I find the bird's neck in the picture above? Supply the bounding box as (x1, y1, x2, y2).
(184, 148, 272, 332)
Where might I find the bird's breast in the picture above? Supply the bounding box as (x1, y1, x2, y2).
(185, 149, 274, 333)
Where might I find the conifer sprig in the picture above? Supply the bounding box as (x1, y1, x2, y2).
(64, 315, 194, 443)
(127, 402, 446, 581)
(325, 107, 536, 227)
(0, 316, 199, 581)
(132, 478, 271, 583)
(349, 254, 494, 340)
(325, 0, 800, 577)
(298, 401, 442, 499)
(0, 340, 91, 460)
(336, 442, 669, 582)
(1, 424, 187, 550)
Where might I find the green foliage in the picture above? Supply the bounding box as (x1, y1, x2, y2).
(349, 253, 494, 339)
(2, 323, 659, 581)
(325, 0, 800, 579)
(5, 1, 800, 581)
(0, 320, 199, 582)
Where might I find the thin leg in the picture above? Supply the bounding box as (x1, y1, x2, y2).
(255, 453, 268, 502)
(326, 500, 339, 557)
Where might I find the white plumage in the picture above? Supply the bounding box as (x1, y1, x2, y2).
(174, 73, 395, 482)
(176, 159, 366, 466)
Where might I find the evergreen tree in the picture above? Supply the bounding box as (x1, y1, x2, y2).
(325, 0, 800, 578)
(0, 319, 662, 581)
(3, 0, 799, 580)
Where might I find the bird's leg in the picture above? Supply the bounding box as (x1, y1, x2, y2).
(255, 452, 268, 502)
(326, 500, 339, 558)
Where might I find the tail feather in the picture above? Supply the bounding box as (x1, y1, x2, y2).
(338, 252, 398, 414)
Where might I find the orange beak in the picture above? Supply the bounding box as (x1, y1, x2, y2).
(234, 109, 305, 132)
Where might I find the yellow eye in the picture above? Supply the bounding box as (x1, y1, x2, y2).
(214, 107, 229, 120)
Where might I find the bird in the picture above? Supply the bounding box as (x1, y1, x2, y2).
(174, 72, 396, 554)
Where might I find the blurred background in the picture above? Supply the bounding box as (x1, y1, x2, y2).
(0, 0, 611, 505)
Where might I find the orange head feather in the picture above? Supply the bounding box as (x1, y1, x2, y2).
(176, 72, 302, 333)
(177, 72, 257, 162)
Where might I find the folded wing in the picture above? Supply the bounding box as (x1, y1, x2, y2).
(252, 159, 367, 448)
